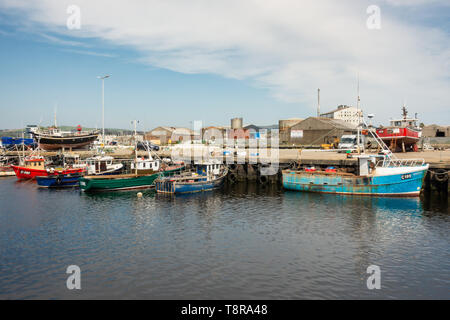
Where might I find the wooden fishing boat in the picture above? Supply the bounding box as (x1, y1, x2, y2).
(155, 161, 228, 194)
(79, 120, 184, 192)
(79, 164, 184, 192)
(31, 126, 99, 151)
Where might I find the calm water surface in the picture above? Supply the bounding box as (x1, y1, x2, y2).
(0, 177, 448, 299)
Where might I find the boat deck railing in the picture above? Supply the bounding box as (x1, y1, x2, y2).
(377, 158, 425, 168)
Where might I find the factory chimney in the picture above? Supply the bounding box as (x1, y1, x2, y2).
(317, 88, 320, 117)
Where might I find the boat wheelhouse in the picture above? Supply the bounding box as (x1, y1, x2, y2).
(83, 156, 123, 175)
(131, 154, 160, 174)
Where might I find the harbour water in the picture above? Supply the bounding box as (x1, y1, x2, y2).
(0, 177, 448, 299)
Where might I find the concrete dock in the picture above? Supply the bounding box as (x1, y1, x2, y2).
(3, 148, 449, 193)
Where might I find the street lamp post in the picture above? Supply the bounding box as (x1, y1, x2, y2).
(97, 75, 110, 146)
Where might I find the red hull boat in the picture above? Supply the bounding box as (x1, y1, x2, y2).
(11, 165, 85, 179)
(376, 106, 421, 152)
(11, 157, 85, 180)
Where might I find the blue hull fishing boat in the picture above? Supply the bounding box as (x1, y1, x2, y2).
(283, 123, 429, 197)
(283, 159, 428, 197)
(155, 160, 228, 194)
(36, 173, 83, 188)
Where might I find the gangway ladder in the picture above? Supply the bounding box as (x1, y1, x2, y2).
(362, 119, 399, 166)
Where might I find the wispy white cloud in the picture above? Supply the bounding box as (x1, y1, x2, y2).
(38, 33, 87, 47)
(382, 0, 450, 6)
(61, 48, 116, 58)
(0, 0, 449, 124)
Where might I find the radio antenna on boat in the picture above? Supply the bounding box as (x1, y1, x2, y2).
(54, 103, 58, 128)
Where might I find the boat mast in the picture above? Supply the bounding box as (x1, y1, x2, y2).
(402, 101, 408, 120)
(54, 103, 58, 128)
(132, 120, 139, 175)
(21, 122, 25, 162)
(97, 75, 110, 148)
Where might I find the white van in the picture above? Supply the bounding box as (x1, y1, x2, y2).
(338, 134, 365, 152)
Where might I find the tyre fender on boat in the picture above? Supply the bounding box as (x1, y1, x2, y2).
(258, 175, 268, 184)
(56, 175, 62, 185)
(228, 172, 237, 183)
(433, 169, 448, 182)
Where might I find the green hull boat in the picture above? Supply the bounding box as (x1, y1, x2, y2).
(79, 165, 184, 192)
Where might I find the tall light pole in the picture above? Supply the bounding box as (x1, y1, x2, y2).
(356, 73, 361, 154)
(97, 75, 110, 146)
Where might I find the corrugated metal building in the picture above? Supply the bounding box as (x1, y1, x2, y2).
(145, 127, 194, 145)
(422, 125, 450, 138)
(279, 118, 303, 144)
(284, 117, 356, 146)
(201, 126, 229, 143)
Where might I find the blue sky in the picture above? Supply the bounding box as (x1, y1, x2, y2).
(0, 1, 449, 130)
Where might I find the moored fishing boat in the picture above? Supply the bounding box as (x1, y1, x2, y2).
(11, 156, 85, 179)
(79, 120, 184, 192)
(283, 155, 429, 197)
(155, 160, 228, 194)
(36, 172, 83, 188)
(79, 164, 184, 192)
(0, 165, 15, 177)
(0, 156, 15, 177)
(283, 119, 429, 197)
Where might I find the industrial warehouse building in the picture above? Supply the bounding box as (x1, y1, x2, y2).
(422, 125, 450, 138)
(280, 117, 356, 146)
(145, 126, 194, 145)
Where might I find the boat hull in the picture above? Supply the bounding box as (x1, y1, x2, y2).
(79, 166, 184, 192)
(155, 169, 227, 194)
(282, 165, 429, 197)
(36, 173, 82, 188)
(156, 176, 225, 194)
(79, 174, 160, 192)
(11, 165, 85, 180)
(33, 132, 99, 150)
(376, 127, 420, 151)
(0, 166, 15, 177)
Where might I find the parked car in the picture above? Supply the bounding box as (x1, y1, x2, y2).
(136, 141, 160, 151)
